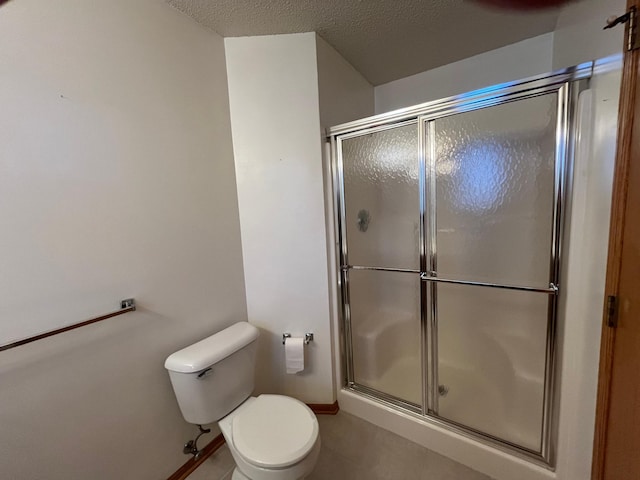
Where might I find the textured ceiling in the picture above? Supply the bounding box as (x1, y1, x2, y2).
(167, 0, 561, 86)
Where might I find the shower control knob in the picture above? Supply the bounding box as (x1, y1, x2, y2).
(356, 209, 370, 232)
(438, 385, 449, 397)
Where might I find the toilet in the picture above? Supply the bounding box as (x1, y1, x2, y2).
(164, 322, 320, 480)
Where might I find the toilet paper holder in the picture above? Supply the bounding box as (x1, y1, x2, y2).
(282, 333, 314, 345)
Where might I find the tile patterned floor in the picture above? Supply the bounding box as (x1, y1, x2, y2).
(187, 411, 494, 480)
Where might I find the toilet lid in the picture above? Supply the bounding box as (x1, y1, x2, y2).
(232, 395, 319, 468)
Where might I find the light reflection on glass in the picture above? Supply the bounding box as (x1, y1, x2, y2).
(444, 140, 506, 213)
(434, 93, 557, 288)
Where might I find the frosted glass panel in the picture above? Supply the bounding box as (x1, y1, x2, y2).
(436, 283, 549, 452)
(342, 124, 419, 269)
(434, 94, 557, 288)
(349, 269, 422, 406)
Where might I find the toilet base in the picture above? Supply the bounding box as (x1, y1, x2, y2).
(227, 437, 320, 480)
(231, 468, 250, 480)
(231, 467, 310, 480)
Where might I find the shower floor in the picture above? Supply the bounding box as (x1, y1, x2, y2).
(186, 411, 494, 480)
(359, 355, 422, 405)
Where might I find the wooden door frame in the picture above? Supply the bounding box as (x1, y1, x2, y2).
(591, 0, 640, 478)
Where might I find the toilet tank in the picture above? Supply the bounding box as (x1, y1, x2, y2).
(165, 322, 260, 425)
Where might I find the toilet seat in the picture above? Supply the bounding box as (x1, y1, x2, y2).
(232, 394, 319, 469)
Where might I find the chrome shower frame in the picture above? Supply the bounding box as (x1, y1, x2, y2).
(328, 62, 592, 467)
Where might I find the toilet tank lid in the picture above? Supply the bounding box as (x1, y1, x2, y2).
(164, 322, 259, 373)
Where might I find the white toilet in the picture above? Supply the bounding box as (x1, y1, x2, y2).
(164, 322, 320, 480)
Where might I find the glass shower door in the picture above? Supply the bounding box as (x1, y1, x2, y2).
(331, 69, 580, 463)
(340, 122, 423, 408)
(425, 92, 560, 452)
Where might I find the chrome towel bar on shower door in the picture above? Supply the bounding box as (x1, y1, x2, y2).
(340, 265, 558, 294)
(0, 298, 136, 353)
(419, 273, 559, 295)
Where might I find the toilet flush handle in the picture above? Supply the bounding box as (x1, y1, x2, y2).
(197, 367, 213, 380)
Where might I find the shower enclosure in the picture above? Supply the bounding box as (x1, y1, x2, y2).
(328, 65, 590, 464)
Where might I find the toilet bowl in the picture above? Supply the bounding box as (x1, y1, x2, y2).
(164, 322, 320, 480)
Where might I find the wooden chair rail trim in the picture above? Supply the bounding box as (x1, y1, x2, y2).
(0, 305, 135, 353)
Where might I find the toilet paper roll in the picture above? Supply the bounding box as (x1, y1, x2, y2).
(285, 337, 304, 374)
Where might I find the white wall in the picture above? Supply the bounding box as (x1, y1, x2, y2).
(548, 3, 625, 473)
(225, 32, 373, 405)
(0, 1, 246, 478)
(225, 33, 334, 403)
(552, 0, 626, 70)
(553, 0, 626, 479)
(315, 34, 375, 130)
(555, 56, 621, 480)
(375, 0, 626, 115)
(374, 33, 554, 114)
